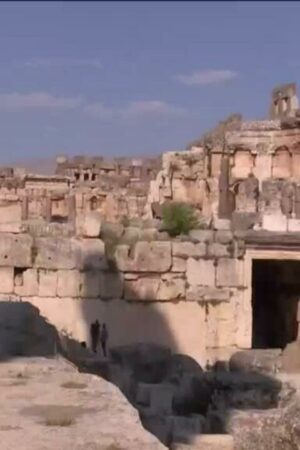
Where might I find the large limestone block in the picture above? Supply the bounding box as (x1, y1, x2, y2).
(115, 241, 172, 273)
(100, 272, 124, 299)
(206, 303, 235, 347)
(157, 274, 186, 300)
(207, 242, 230, 258)
(189, 229, 214, 243)
(124, 277, 160, 301)
(186, 286, 230, 303)
(186, 258, 215, 287)
(34, 237, 80, 270)
(173, 434, 234, 450)
(262, 214, 287, 232)
(216, 258, 244, 287)
(171, 257, 187, 273)
(215, 230, 233, 244)
(149, 384, 174, 415)
(0, 203, 22, 225)
(81, 211, 102, 238)
(287, 218, 300, 232)
(15, 269, 38, 296)
(80, 271, 101, 298)
(213, 218, 231, 230)
(172, 242, 206, 259)
(0, 234, 33, 268)
(82, 271, 124, 299)
(78, 239, 107, 270)
(57, 270, 81, 297)
(0, 267, 14, 294)
(38, 270, 58, 297)
(0, 222, 26, 234)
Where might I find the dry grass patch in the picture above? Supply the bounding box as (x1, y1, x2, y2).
(21, 404, 96, 427)
(61, 381, 87, 390)
(9, 380, 28, 386)
(0, 425, 22, 431)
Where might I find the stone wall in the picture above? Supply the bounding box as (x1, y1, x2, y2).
(0, 217, 249, 367)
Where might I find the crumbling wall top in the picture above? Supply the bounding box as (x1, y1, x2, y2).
(270, 82, 299, 120)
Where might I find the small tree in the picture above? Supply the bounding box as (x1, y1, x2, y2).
(162, 202, 198, 237)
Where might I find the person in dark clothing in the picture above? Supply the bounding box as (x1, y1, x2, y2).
(90, 320, 100, 353)
(100, 323, 108, 357)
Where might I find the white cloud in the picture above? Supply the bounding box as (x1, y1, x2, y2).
(120, 100, 186, 118)
(83, 102, 114, 119)
(0, 92, 187, 120)
(17, 58, 102, 70)
(175, 69, 238, 86)
(0, 92, 82, 111)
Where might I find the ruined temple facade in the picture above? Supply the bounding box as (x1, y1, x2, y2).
(2, 83, 300, 368)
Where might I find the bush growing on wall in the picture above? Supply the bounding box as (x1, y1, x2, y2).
(162, 202, 199, 237)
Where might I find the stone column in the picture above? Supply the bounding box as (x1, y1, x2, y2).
(218, 157, 233, 218)
(43, 196, 52, 222)
(68, 194, 76, 222)
(295, 185, 300, 219)
(21, 196, 29, 221)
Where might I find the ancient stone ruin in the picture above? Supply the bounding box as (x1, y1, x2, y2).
(3, 83, 300, 449)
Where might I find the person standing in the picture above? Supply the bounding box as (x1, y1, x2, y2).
(100, 323, 108, 357)
(90, 320, 100, 353)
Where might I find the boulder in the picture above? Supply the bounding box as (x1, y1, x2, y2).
(229, 349, 282, 375)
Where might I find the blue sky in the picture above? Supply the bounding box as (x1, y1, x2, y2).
(0, 1, 298, 163)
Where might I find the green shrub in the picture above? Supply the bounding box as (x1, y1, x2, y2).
(162, 202, 198, 237)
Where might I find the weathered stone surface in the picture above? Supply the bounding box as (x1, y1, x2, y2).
(81, 211, 102, 237)
(34, 237, 79, 270)
(0, 357, 166, 450)
(171, 257, 187, 273)
(78, 239, 107, 270)
(124, 277, 160, 301)
(215, 230, 233, 244)
(100, 221, 124, 241)
(121, 227, 141, 244)
(0, 267, 14, 294)
(57, 270, 81, 297)
(80, 271, 101, 298)
(15, 268, 38, 296)
(287, 218, 300, 232)
(0, 222, 26, 234)
(186, 258, 215, 287)
(172, 242, 206, 259)
(125, 275, 184, 302)
(214, 218, 231, 230)
(149, 384, 174, 415)
(229, 349, 282, 374)
(281, 340, 300, 373)
(188, 229, 214, 243)
(38, 270, 58, 297)
(186, 286, 230, 303)
(0, 233, 33, 268)
(231, 212, 259, 231)
(100, 271, 124, 299)
(216, 258, 244, 287)
(262, 214, 287, 232)
(115, 241, 172, 273)
(140, 228, 158, 241)
(206, 302, 235, 348)
(172, 434, 234, 450)
(158, 274, 186, 300)
(207, 242, 230, 258)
